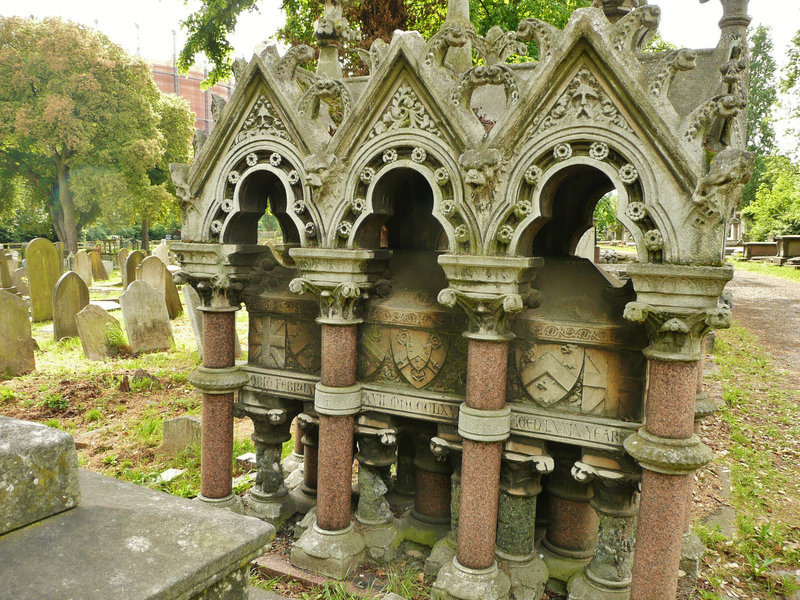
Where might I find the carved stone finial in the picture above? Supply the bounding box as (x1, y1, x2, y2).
(314, 0, 361, 79)
(691, 148, 754, 227)
(210, 93, 227, 122)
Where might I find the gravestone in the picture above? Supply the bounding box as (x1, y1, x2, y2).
(102, 260, 114, 276)
(53, 242, 65, 273)
(119, 280, 173, 354)
(153, 240, 170, 264)
(90, 250, 108, 281)
(75, 304, 124, 361)
(72, 250, 93, 287)
(155, 415, 202, 456)
(0, 290, 36, 376)
(183, 284, 241, 359)
(53, 272, 90, 341)
(11, 268, 28, 296)
(0, 252, 13, 290)
(117, 248, 130, 276)
(123, 250, 144, 290)
(26, 238, 60, 322)
(137, 256, 183, 319)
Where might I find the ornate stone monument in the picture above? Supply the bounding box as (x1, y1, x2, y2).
(171, 1, 752, 599)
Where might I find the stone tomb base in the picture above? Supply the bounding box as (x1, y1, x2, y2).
(0, 470, 274, 600)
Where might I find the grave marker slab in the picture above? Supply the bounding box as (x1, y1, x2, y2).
(90, 250, 108, 280)
(53, 271, 90, 341)
(26, 238, 60, 322)
(72, 250, 93, 287)
(155, 415, 202, 456)
(0, 290, 36, 375)
(117, 248, 130, 276)
(12, 268, 28, 296)
(153, 240, 170, 264)
(138, 256, 183, 319)
(119, 280, 173, 354)
(123, 250, 144, 290)
(75, 304, 123, 361)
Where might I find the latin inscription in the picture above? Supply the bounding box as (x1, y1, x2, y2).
(362, 390, 459, 421)
(511, 413, 634, 447)
(247, 372, 316, 399)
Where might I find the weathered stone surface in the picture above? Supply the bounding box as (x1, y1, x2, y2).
(11, 267, 28, 296)
(0, 469, 273, 600)
(0, 417, 80, 535)
(123, 250, 144, 290)
(184, 284, 205, 360)
(155, 415, 202, 456)
(138, 256, 183, 319)
(75, 304, 124, 361)
(117, 248, 130, 275)
(26, 238, 60, 322)
(120, 280, 174, 354)
(102, 259, 114, 276)
(0, 252, 12, 288)
(153, 240, 170, 264)
(0, 290, 35, 376)
(72, 249, 93, 286)
(53, 271, 90, 341)
(90, 250, 108, 281)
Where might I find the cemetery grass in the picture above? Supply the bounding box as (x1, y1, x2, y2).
(730, 257, 800, 284)
(689, 323, 800, 600)
(0, 287, 256, 499)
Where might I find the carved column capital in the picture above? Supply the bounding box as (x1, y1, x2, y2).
(438, 289, 526, 340)
(624, 263, 733, 361)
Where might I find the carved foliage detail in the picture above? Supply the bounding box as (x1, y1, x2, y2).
(438, 289, 523, 339)
(234, 95, 291, 146)
(370, 83, 441, 139)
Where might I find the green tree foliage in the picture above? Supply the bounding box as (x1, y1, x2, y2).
(742, 156, 800, 240)
(593, 192, 618, 240)
(742, 25, 778, 207)
(780, 30, 800, 157)
(0, 17, 192, 252)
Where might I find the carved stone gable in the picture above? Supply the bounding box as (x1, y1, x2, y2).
(369, 83, 442, 139)
(532, 67, 634, 135)
(233, 94, 292, 147)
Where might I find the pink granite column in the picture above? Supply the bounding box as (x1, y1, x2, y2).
(315, 323, 357, 532)
(630, 359, 698, 600)
(413, 433, 452, 524)
(456, 339, 507, 570)
(199, 307, 237, 500)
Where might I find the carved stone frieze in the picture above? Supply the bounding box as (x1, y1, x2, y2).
(233, 95, 291, 146)
(370, 83, 442, 139)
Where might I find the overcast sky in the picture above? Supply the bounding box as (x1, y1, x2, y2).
(2, 0, 798, 150)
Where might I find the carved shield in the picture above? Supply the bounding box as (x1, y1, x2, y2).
(358, 325, 390, 379)
(390, 328, 448, 389)
(517, 343, 584, 408)
(286, 320, 320, 373)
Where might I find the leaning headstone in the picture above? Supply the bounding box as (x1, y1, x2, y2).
(155, 415, 202, 456)
(102, 260, 114, 276)
(75, 304, 124, 361)
(138, 256, 182, 319)
(53, 271, 90, 341)
(26, 238, 60, 322)
(72, 250, 93, 287)
(0, 290, 36, 376)
(123, 250, 144, 290)
(183, 284, 241, 359)
(119, 280, 173, 353)
(0, 416, 80, 535)
(12, 268, 29, 296)
(89, 250, 108, 281)
(117, 247, 130, 275)
(153, 240, 170, 264)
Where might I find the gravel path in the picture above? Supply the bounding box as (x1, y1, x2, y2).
(726, 268, 800, 381)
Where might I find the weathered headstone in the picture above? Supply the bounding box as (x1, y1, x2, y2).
(89, 250, 108, 281)
(0, 252, 13, 289)
(54, 242, 65, 273)
(52, 271, 90, 341)
(26, 238, 60, 322)
(123, 250, 144, 290)
(155, 415, 202, 456)
(119, 280, 173, 353)
(0, 290, 36, 376)
(12, 268, 29, 296)
(117, 247, 130, 275)
(72, 250, 93, 287)
(75, 304, 124, 361)
(102, 260, 114, 276)
(153, 240, 170, 264)
(138, 256, 183, 319)
(183, 284, 241, 359)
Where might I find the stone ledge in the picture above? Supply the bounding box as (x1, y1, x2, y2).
(189, 365, 250, 394)
(458, 404, 511, 443)
(623, 428, 712, 475)
(0, 470, 273, 600)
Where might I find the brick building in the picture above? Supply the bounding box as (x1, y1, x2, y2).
(151, 62, 233, 133)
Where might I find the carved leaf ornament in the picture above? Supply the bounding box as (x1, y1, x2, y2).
(370, 84, 442, 139)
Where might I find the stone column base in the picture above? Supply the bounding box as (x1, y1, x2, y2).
(358, 519, 401, 563)
(425, 533, 457, 577)
(289, 485, 317, 515)
(541, 540, 593, 586)
(244, 487, 296, 527)
(290, 522, 365, 580)
(568, 570, 631, 600)
(680, 531, 705, 577)
(196, 493, 244, 514)
(282, 451, 304, 477)
(497, 551, 548, 600)
(386, 489, 415, 511)
(396, 508, 451, 548)
(433, 558, 511, 600)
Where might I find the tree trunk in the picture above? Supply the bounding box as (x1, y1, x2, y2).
(141, 216, 150, 253)
(52, 154, 79, 254)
